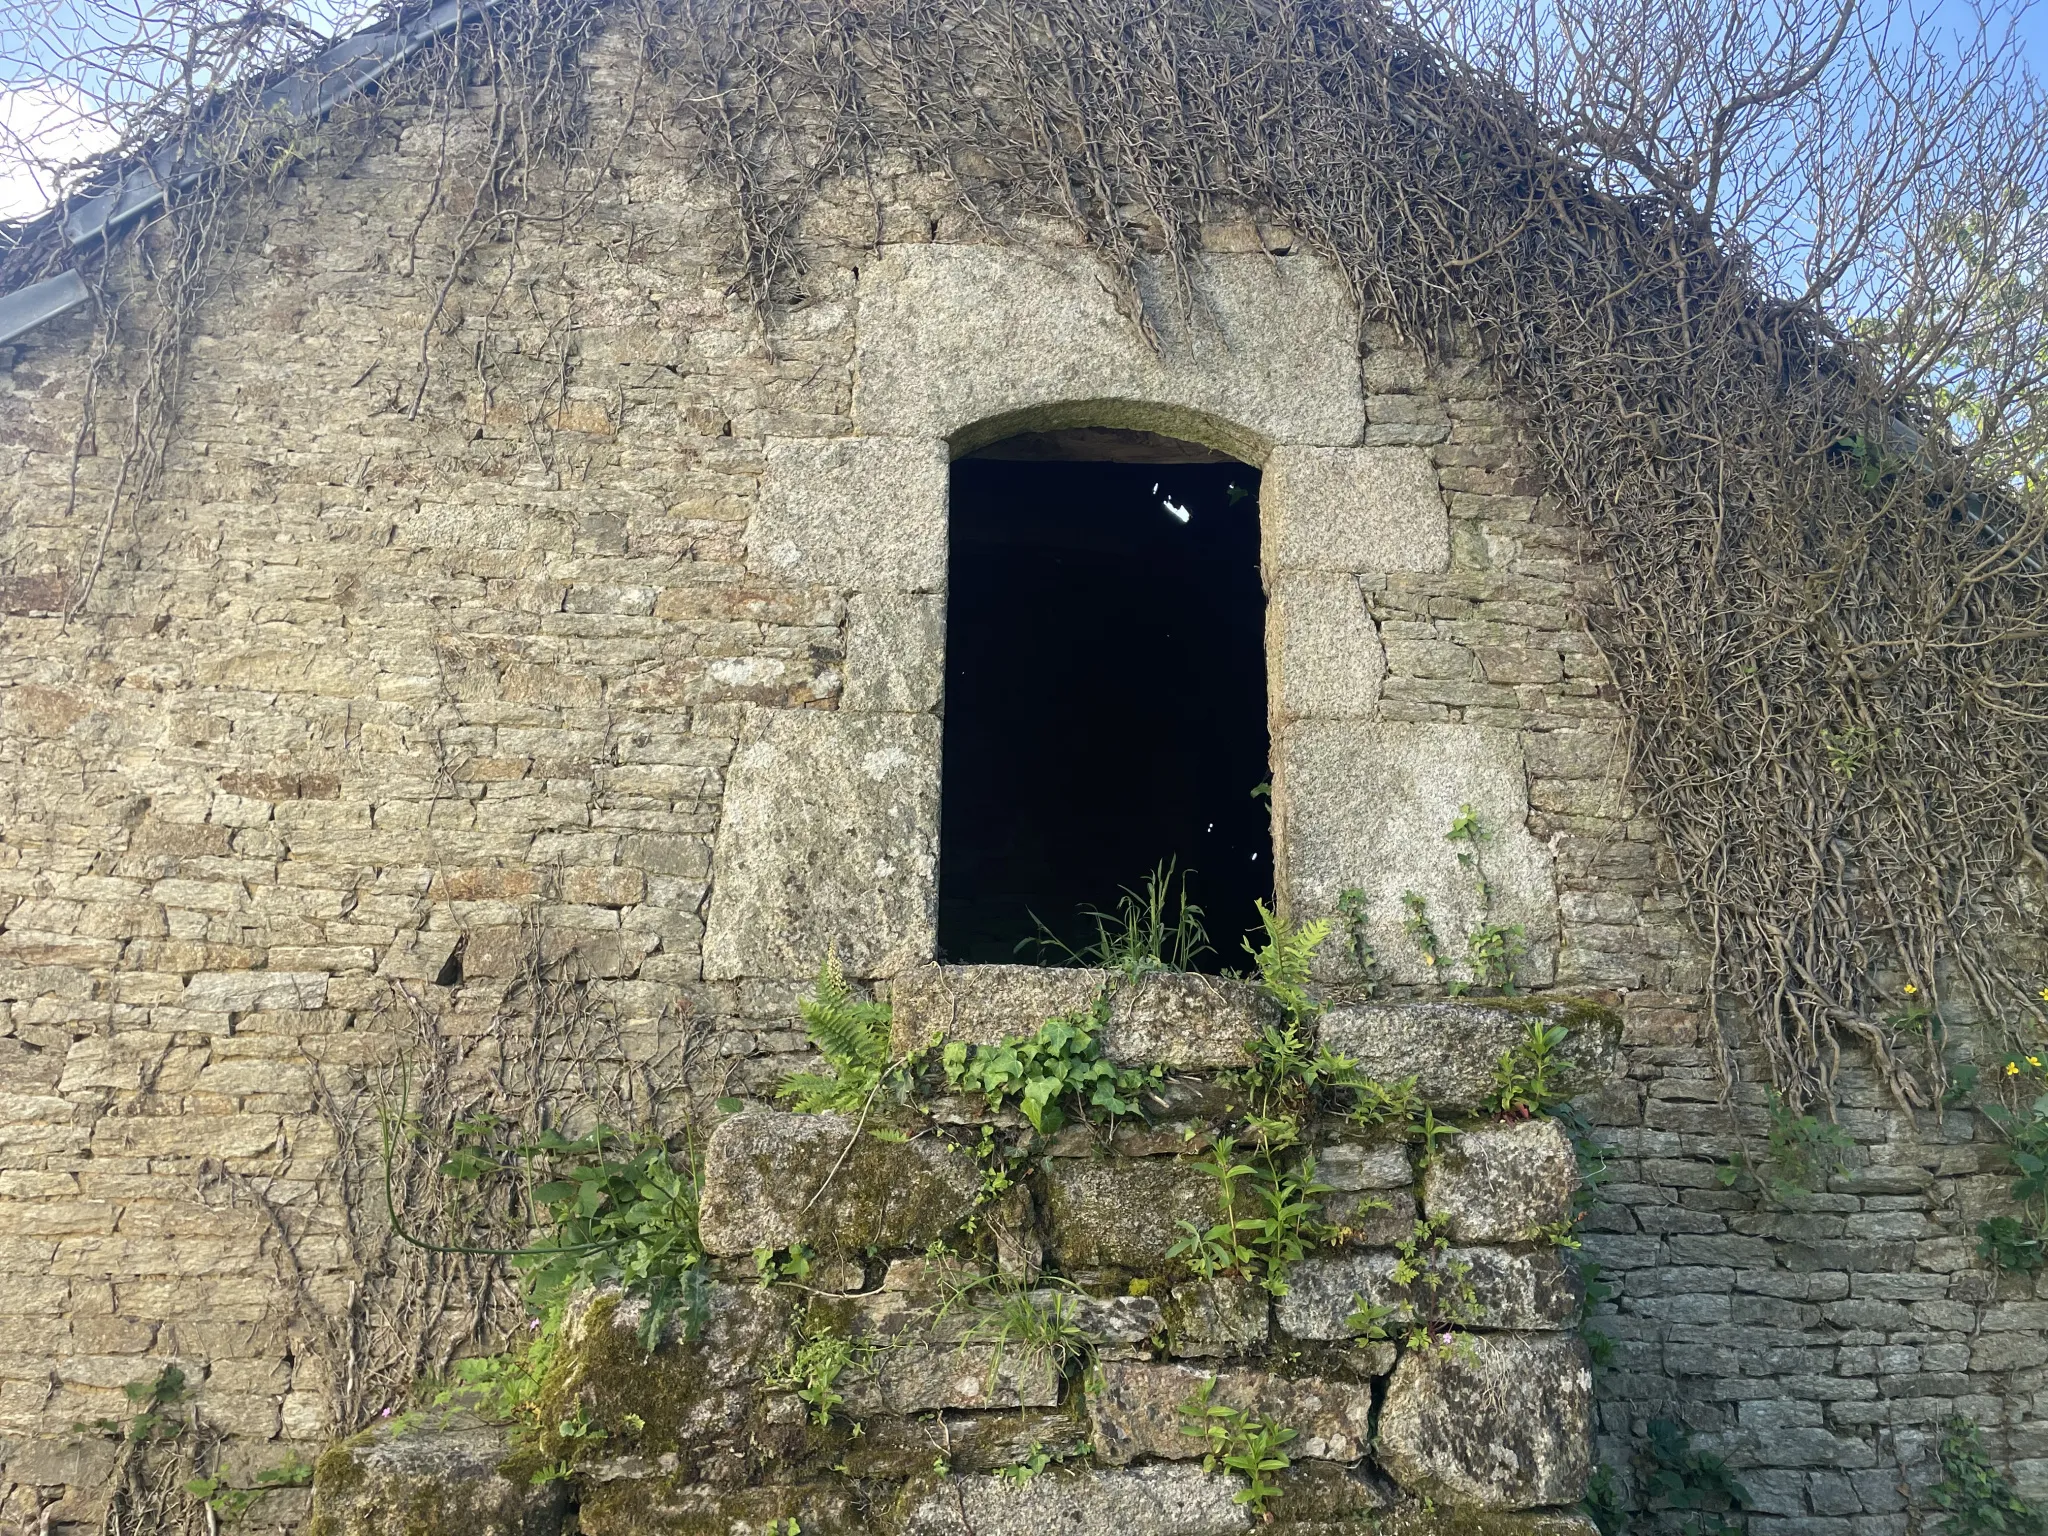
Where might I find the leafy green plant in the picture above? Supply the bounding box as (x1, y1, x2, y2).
(76, 1365, 190, 1443)
(430, 1297, 569, 1435)
(1714, 1092, 1853, 1204)
(768, 1315, 864, 1428)
(1178, 1378, 1296, 1515)
(1927, 1415, 2046, 1536)
(1026, 858, 1211, 975)
(1974, 1051, 2048, 1271)
(940, 1275, 1095, 1385)
(1243, 900, 1328, 1029)
(1400, 891, 1448, 983)
(456, 1125, 709, 1351)
(1583, 1462, 1629, 1536)
(1641, 1418, 1748, 1536)
(1388, 1214, 1481, 1351)
(183, 1455, 315, 1522)
(754, 1244, 815, 1288)
(1446, 804, 1526, 994)
(1335, 886, 1382, 995)
(1494, 1020, 1573, 1116)
(1344, 1071, 1421, 1132)
(941, 998, 1151, 1134)
(994, 1443, 1055, 1486)
(1344, 1295, 1402, 1342)
(1976, 1215, 2046, 1273)
(1167, 1135, 1334, 1296)
(780, 949, 894, 1114)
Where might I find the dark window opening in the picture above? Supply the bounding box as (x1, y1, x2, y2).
(937, 428, 1272, 972)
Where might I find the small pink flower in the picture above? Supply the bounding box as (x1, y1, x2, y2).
(380, 1407, 393, 1419)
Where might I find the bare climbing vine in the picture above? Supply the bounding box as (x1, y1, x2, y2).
(7, 0, 2048, 1117)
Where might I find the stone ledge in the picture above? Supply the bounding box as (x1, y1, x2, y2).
(697, 1111, 981, 1256)
(890, 964, 1265, 1068)
(306, 1423, 570, 1536)
(1318, 998, 1619, 1111)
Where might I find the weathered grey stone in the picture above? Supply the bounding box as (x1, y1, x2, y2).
(891, 964, 1105, 1053)
(854, 244, 1362, 451)
(703, 709, 938, 980)
(1274, 722, 1558, 987)
(1267, 571, 1385, 724)
(1454, 1246, 1582, 1330)
(1377, 1333, 1594, 1508)
(891, 963, 1261, 1067)
(307, 1424, 568, 1536)
(1163, 1278, 1270, 1356)
(1042, 1157, 1225, 1270)
(1318, 1000, 1619, 1112)
(844, 1339, 1063, 1414)
(845, 591, 945, 713)
(1315, 1137, 1414, 1190)
(749, 436, 948, 590)
(1277, 1252, 1406, 1341)
(1375, 1512, 1601, 1536)
(1067, 1291, 1165, 1346)
(575, 1480, 858, 1536)
(696, 1110, 980, 1255)
(1108, 971, 1265, 1069)
(1263, 446, 1450, 574)
(542, 1286, 792, 1456)
(1325, 1185, 1415, 1245)
(832, 1408, 1091, 1479)
(181, 970, 328, 1012)
(894, 1464, 1251, 1536)
(1422, 1117, 1578, 1242)
(1088, 1360, 1375, 1465)
(1263, 1462, 1397, 1530)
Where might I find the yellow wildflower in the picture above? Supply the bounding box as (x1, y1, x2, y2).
(2010, 1062, 2022, 1076)
(2031, 1057, 2043, 1069)
(1903, 983, 1918, 995)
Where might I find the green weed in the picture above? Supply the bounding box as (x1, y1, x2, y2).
(1167, 1135, 1335, 1296)
(1641, 1418, 1748, 1536)
(1973, 1051, 2048, 1271)
(1928, 1415, 2045, 1536)
(1335, 886, 1383, 995)
(183, 1454, 314, 1522)
(754, 1244, 815, 1288)
(768, 1315, 865, 1429)
(1178, 1378, 1296, 1515)
(1026, 858, 1211, 976)
(780, 949, 894, 1114)
(74, 1365, 190, 1443)
(1398, 891, 1448, 984)
(1715, 1092, 1852, 1205)
(1493, 1020, 1573, 1116)
(941, 998, 1151, 1135)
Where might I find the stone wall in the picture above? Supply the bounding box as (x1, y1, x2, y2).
(310, 977, 1599, 1536)
(0, 15, 2038, 1532)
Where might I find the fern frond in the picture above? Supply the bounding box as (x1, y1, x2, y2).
(782, 948, 893, 1112)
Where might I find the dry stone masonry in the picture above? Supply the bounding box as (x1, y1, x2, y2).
(0, 11, 2040, 1532)
(309, 977, 1602, 1535)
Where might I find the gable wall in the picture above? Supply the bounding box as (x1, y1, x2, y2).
(0, 21, 2032, 1531)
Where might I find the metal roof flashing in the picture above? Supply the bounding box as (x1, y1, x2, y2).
(0, 0, 479, 348)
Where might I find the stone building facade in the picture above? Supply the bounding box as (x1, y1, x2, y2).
(0, 14, 2039, 1533)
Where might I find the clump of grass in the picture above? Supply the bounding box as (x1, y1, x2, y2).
(1023, 858, 1210, 976)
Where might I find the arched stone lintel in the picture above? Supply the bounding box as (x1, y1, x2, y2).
(948, 399, 1270, 466)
